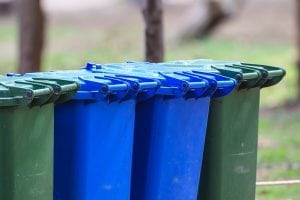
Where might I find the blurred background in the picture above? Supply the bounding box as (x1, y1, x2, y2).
(0, 0, 299, 199)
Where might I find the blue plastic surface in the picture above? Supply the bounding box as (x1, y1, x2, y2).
(51, 74, 138, 200)
(89, 69, 215, 98)
(54, 99, 135, 200)
(18, 71, 159, 200)
(83, 62, 236, 200)
(161, 59, 241, 66)
(131, 96, 211, 200)
(15, 62, 236, 200)
(86, 62, 237, 98)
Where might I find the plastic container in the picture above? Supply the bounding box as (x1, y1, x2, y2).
(96, 60, 285, 200)
(0, 76, 78, 200)
(21, 71, 159, 200)
(84, 62, 237, 200)
(161, 60, 286, 200)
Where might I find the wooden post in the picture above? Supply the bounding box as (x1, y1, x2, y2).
(143, 0, 164, 62)
(16, 0, 45, 73)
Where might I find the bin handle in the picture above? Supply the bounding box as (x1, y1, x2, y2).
(0, 81, 54, 106)
(174, 71, 217, 98)
(212, 65, 261, 89)
(79, 76, 130, 102)
(26, 78, 79, 103)
(104, 75, 159, 101)
(240, 63, 286, 88)
(187, 71, 237, 98)
(158, 72, 209, 98)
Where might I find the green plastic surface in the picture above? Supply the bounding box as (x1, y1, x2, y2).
(0, 104, 54, 200)
(213, 65, 261, 89)
(0, 76, 78, 200)
(195, 62, 285, 200)
(0, 77, 78, 107)
(239, 63, 286, 88)
(199, 88, 260, 200)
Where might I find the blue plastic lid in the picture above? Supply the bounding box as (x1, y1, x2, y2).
(163, 59, 240, 66)
(19, 71, 161, 102)
(85, 63, 219, 98)
(85, 62, 237, 98)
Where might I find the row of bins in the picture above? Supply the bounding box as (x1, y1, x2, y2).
(0, 59, 285, 200)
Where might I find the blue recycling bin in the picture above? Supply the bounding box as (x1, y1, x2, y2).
(17, 63, 236, 200)
(85, 63, 237, 200)
(20, 71, 159, 200)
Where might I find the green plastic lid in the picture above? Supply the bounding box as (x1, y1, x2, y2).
(239, 63, 286, 88)
(0, 77, 78, 107)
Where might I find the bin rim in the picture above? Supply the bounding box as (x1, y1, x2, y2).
(86, 63, 220, 98)
(88, 62, 237, 98)
(0, 76, 54, 107)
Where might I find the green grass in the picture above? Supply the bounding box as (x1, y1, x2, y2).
(257, 185, 300, 200)
(256, 108, 300, 199)
(0, 23, 17, 43)
(258, 108, 300, 165)
(0, 21, 299, 199)
(0, 23, 295, 108)
(167, 38, 295, 107)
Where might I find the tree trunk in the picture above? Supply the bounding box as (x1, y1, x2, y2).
(297, 0, 300, 101)
(180, 0, 244, 40)
(17, 0, 45, 73)
(0, 1, 13, 15)
(143, 0, 164, 62)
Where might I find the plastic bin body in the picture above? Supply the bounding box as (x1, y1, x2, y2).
(130, 60, 284, 200)
(185, 62, 285, 200)
(0, 104, 54, 200)
(165, 61, 286, 200)
(151, 59, 284, 200)
(54, 99, 136, 200)
(199, 88, 260, 200)
(20, 70, 160, 200)
(108, 68, 235, 200)
(131, 95, 211, 200)
(85, 62, 236, 200)
(23, 72, 154, 200)
(0, 77, 78, 200)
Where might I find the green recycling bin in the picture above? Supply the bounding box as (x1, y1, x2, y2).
(174, 61, 285, 200)
(0, 76, 78, 200)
